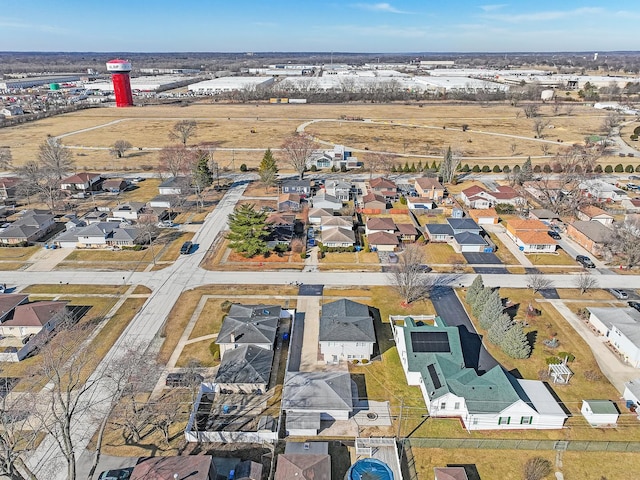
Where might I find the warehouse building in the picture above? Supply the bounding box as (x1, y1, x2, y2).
(83, 75, 197, 93)
(188, 76, 275, 94)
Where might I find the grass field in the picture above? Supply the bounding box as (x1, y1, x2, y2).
(0, 103, 633, 173)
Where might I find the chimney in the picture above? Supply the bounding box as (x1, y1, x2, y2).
(230, 332, 236, 343)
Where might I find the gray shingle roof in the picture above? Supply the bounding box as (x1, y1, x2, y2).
(319, 299, 375, 342)
(447, 217, 480, 231)
(282, 371, 353, 412)
(216, 304, 280, 346)
(453, 232, 487, 246)
(571, 220, 612, 243)
(425, 224, 454, 236)
(215, 344, 274, 385)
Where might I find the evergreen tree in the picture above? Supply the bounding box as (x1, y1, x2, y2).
(487, 313, 512, 346)
(520, 157, 533, 183)
(410, 162, 417, 172)
(472, 287, 492, 318)
(466, 275, 484, 305)
(430, 160, 438, 170)
(258, 148, 278, 191)
(501, 323, 531, 359)
(391, 164, 397, 173)
(404, 162, 411, 173)
(478, 289, 503, 330)
(226, 204, 270, 257)
(417, 160, 423, 171)
(461, 164, 470, 172)
(192, 154, 213, 188)
(604, 165, 613, 173)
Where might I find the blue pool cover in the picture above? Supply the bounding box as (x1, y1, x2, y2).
(347, 458, 394, 480)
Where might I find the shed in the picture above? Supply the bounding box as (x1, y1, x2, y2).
(581, 400, 619, 426)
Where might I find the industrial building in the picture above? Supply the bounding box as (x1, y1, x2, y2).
(0, 75, 81, 91)
(188, 76, 274, 94)
(83, 74, 197, 93)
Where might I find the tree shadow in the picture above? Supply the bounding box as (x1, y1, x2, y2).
(526, 330, 538, 353)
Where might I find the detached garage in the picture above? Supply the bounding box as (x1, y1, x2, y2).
(581, 400, 619, 426)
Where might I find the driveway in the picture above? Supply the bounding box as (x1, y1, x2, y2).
(430, 287, 499, 374)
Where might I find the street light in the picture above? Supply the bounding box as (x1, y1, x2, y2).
(147, 230, 156, 266)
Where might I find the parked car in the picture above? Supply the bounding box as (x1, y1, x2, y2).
(576, 255, 595, 268)
(98, 468, 133, 480)
(157, 220, 175, 228)
(165, 372, 204, 388)
(628, 301, 640, 312)
(608, 288, 628, 299)
(180, 241, 193, 255)
(547, 230, 561, 240)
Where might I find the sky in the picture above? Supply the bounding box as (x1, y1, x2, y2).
(1, 1, 640, 53)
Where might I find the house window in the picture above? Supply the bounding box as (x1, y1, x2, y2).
(472, 418, 478, 425)
(498, 417, 511, 425)
(454, 402, 460, 410)
(520, 416, 533, 425)
(440, 402, 446, 410)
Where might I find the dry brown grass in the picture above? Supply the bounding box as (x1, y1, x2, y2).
(188, 298, 226, 340)
(0, 103, 630, 173)
(23, 284, 128, 295)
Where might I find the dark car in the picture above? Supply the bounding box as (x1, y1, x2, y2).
(165, 372, 204, 388)
(98, 468, 133, 480)
(547, 230, 561, 240)
(180, 241, 193, 255)
(628, 301, 640, 312)
(576, 255, 595, 268)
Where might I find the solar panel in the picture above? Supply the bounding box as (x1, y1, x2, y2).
(427, 364, 442, 390)
(411, 331, 450, 353)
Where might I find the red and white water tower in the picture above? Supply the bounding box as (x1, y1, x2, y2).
(106, 59, 134, 107)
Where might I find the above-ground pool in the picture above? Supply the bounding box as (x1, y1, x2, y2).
(346, 458, 394, 480)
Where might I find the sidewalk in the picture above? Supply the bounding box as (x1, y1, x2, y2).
(484, 224, 533, 267)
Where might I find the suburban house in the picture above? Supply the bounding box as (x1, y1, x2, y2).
(528, 208, 560, 223)
(0, 177, 21, 203)
(266, 212, 296, 248)
(318, 299, 376, 363)
(283, 370, 354, 435)
(565, 221, 612, 257)
(577, 205, 614, 225)
(365, 217, 396, 235)
(468, 208, 499, 225)
(54, 222, 143, 248)
(321, 227, 356, 248)
(0, 300, 68, 338)
(451, 231, 488, 253)
(111, 202, 147, 222)
(397, 223, 419, 242)
(278, 193, 302, 212)
(393, 316, 567, 430)
(447, 217, 482, 236)
(368, 177, 398, 198)
(158, 176, 190, 195)
(587, 307, 640, 367)
(215, 304, 281, 359)
(324, 180, 351, 201)
(425, 224, 454, 243)
(581, 400, 619, 427)
(0, 295, 31, 323)
(281, 179, 312, 196)
(60, 172, 102, 192)
(307, 144, 358, 170)
(64, 215, 86, 231)
(274, 452, 331, 480)
(621, 197, 640, 213)
(0, 210, 56, 245)
(82, 210, 110, 224)
(101, 179, 129, 194)
(361, 192, 387, 211)
(214, 344, 274, 394)
(131, 456, 217, 480)
(308, 208, 334, 225)
(320, 215, 352, 231)
(367, 231, 399, 251)
(505, 218, 557, 253)
(460, 185, 524, 209)
(580, 179, 628, 203)
(406, 196, 435, 210)
(310, 191, 342, 211)
(414, 177, 445, 202)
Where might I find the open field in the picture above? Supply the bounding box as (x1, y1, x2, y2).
(0, 103, 635, 173)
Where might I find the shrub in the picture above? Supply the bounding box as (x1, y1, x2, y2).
(545, 356, 562, 365)
(310, 165, 318, 172)
(340, 165, 347, 172)
(557, 352, 575, 362)
(631, 134, 638, 141)
(352, 359, 360, 364)
(524, 457, 552, 480)
(543, 164, 552, 173)
(513, 164, 521, 173)
(221, 300, 233, 312)
(493, 165, 502, 173)
(533, 164, 542, 173)
(240, 163, 248, 172)
(614, 163, 624, 173)
(461, 164, 470, 172)
(209, 342, 220, 361)
(361, 358, 369, 364)
(503, 165, 511, 173)
(605, 165, 613, 173)
(594, 164, 604, 173)
(472, 165, 481, 173)
(634, 126, 640, 136)
(626, 164, 635, 173)
(481, 165, 491, 173)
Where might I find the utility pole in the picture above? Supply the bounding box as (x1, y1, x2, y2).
(147, 230, 156, 266)
(396, 398, 404, 439)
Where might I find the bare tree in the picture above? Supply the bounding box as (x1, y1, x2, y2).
(168, 120, 197, 146)
(540, 144, 551, 156)
(15, 160, 61, 210)
(439, 146, 461, 184)
(564, 104, 575, 116)
(280, 133, 318, 180)
(110, 140, 132, 159)
(158, 145, 192, 178)
(606, 218, 640, 269)
(37, 137, 74, 180)
(0, 147, 13, 171)
(532, 118, 551, 138)
(147, 394, 182, 447)
(601, 111, 622, 138)
(574, 272, 598, 294)
(523, 457, 552, 480)
(364, 152, 392, 180)
(522, 104, 539, 118)
(388, 244, 437, 304)
(527, 273, 553, 293)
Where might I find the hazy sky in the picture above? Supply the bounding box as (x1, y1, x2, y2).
(2, 1, 639, 52)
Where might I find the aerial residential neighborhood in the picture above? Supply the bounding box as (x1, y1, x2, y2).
(6, 24, 640, 480)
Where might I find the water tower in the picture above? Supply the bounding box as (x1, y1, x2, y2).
(106, 59, 134, 107)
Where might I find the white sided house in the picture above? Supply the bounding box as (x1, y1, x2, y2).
(392, 316, 567, 431)
(586, 307, 640, 367)
(319, 299, 376, 364)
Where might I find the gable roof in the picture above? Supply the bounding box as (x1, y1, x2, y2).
(415, 177, 444, 190)
(570, 220, 612, 243)
(215, 344, 274, 385)
(319, 299, 375, 342)
(583, 399, 618, 415)
(362, 192, 387, 204)
(3, 301, 67, 327)
(516, 230, 557, 246)
(216, 304, 280, 346)
(453, 232, 487, 246)
(283, 370, 353, 412)
(158, 176, 190, 188)
(321, 216, 352, 228)
(461, 185, 486, 197)
(61, 172, 101, 184)
(367, 231, 400, 246)
(369, 177, 397, 189)
(366, 217, 396, 231)
(579, 205, 613, 219)
(321, 227, 356, 244)
(529, 208, 559, 220)
(447, 217, 480, 231)
(468, 208, 499, 220)
(0, 295, 29, 319)
(308, 208, 334, 218)
(508, 218, 548, 231)
(278, 193, 301, 203)
(275, 454, 331, 480)
(587, 307, 640, 346)
(266, 212, 296, 226)
(434, 467, 469, 480)
(131, 455, 214, 480)
(425, 224, 454, 236)
(312, 191, 341, 205)
(396, 223, 418, 235)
